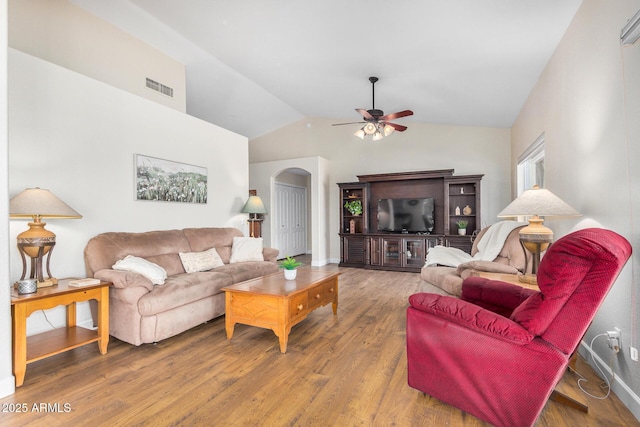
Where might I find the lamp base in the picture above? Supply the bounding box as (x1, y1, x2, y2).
(519, 215, 554, 276)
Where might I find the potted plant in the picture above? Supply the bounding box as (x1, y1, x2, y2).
(456, 220, 468, 236)
(279, 256, 302, 280)
(344, 199, 363, 216)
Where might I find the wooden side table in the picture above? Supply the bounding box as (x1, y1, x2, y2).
(10, 278, 111, 387)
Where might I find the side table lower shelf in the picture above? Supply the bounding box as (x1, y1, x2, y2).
(26, 326, 101, 363)
(11, 279, 111, 387)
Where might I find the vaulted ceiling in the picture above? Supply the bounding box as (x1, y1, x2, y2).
(72, 0, 583, 139)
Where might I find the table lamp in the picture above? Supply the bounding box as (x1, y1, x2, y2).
(9, 188, 82, 287)
(241, 195, 267, 237)
(498, 185, 580, 283)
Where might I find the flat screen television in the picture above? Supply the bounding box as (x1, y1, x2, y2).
(377, 198, 435, 233)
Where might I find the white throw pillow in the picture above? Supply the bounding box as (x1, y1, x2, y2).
(112, 255, 167, 285)
(229, 237, 264, 263)
(179, 247, 224, 273)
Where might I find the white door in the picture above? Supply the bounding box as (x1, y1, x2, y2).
(273, 183, 307, 258)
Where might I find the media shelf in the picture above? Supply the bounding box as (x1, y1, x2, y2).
(338, 170, 482, 271)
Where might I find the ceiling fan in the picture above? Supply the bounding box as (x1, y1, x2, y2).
(333, 76, 413, 140)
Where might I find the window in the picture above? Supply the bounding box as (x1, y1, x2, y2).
(517, 133, 545, 195)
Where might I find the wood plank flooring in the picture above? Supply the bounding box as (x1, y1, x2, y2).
(1, 262, 638, 426)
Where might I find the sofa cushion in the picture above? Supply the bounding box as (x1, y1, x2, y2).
(230, 237, 264, 263)
(84, 229, 191, 276)
(142, 253, 185, 276)
(179, 247, 224, 273)
(113, 255, 167, 285)
(137, 271, 233, 316)
(182, 227, 243, 264)
(214, 261, 279, 283)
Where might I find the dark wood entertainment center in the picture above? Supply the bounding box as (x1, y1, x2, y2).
(338, 169, 483, 272)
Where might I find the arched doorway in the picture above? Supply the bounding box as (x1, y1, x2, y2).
(249, 156, 330, 267)
(273, 168, 310, 258)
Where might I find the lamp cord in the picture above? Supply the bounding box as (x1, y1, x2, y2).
(40, 309, 57, 330)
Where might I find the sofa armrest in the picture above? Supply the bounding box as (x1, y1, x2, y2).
(461, 276, 537, 317)
(94, 269, 154, 291)
(408, 293, 534, 344)
(262, 247, 279, 263)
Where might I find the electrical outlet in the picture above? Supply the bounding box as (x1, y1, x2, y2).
(607, 328, 621, 351)
(631, 347, 639, 362)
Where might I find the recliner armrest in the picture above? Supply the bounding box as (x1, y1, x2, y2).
(408, 293, 534, 344)
(461, 276, 537, 317)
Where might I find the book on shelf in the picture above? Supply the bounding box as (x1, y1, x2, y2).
(68, 278, 101, 287)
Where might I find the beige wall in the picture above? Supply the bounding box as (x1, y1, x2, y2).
(9, 0, 186, 112)
(8, 49, 249, 337)
(511, 0, 640, 417)
(250, 117, 512, 262)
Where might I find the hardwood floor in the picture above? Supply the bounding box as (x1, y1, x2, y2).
(1, 261, 638, 426)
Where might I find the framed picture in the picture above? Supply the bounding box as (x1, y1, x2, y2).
(135, 154, 207, 204)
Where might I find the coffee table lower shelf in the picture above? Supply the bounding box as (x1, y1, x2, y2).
(222, 270, 340, 353)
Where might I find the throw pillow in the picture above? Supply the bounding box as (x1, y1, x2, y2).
(179, 247, 224, 273)
(229, 237, 264, 263)
(112, 255, 167, 285)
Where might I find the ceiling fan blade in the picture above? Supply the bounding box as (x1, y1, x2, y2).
(380, 110, 413, 121)
(356, 108, 374, 120)
(332, 122, 366, 126)
(383, 122, 408, 132)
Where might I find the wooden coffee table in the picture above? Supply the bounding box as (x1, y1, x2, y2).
(222, 270, 339, 353)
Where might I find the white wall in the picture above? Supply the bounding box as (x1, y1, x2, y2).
(9, 0, 186, 113)
(0, 0, 16, 399)
(249, 117, 512, 262)
(8, 49, 249, 336)
(511, 0, 640, 418)
(250, 156, 330, 266)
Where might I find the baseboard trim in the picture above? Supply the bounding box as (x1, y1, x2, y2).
(578, 341, 640, 422)
(0, 375, 16, 398)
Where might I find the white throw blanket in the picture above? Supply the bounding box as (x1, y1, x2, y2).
(424, 221, 526, 267)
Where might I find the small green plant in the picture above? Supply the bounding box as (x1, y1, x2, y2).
(279, 256, 302, 270)
(456, 220, 468, 229)
(344, 199, 363, 216)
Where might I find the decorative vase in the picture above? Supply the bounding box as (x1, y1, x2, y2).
(349, 219, 356, 234)
(463, 205, 472, 215)
(458, 228, 466, 236)
(284, 269, 297, 280)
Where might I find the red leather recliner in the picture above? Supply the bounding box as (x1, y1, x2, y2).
(406, 228, 632, 427)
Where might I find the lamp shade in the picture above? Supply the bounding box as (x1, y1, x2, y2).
(241, 195, 267, 214)
(10, 188, 82, 219)
(497, 186, 580, 218)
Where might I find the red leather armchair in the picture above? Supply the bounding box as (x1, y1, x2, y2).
(406, 228, 631, 427)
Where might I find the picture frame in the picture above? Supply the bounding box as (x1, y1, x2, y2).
(134, 154, 207, 204)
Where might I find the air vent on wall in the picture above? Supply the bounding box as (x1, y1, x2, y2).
(146, 77, 174, 97)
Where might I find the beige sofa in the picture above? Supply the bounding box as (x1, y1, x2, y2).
(84, 227, 279, 346)
(420, 223, 530, 296)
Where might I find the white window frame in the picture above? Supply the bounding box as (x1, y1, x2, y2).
(517, 133, 545, 196)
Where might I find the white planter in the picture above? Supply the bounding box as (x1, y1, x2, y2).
(458, 228, 466, 236)
(284, 269, 297, 280)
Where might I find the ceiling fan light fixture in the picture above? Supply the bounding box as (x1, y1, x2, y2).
(372, 131, 383, 141)
(364, 122, 377, 135)
(383, 124, 395, 136)
(354, 128, 365, 139)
